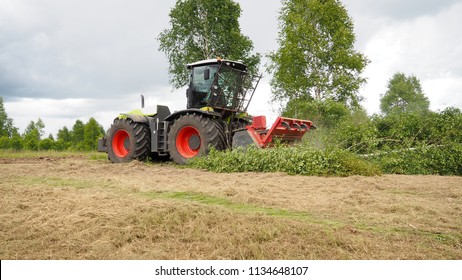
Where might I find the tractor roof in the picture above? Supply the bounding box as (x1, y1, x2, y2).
(186, 58, 247, 71)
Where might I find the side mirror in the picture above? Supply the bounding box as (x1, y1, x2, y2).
(204, 69, 210, 80)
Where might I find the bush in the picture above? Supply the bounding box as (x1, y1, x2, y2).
(38, 138, 55, 151)
(190, 146, 381, 176)
(190, 106, 462, 176)
(331, 119, 379, 154)
(371, 108, 462, 150)
(0, 136, 9, 149)
(370, 143, 462, 176)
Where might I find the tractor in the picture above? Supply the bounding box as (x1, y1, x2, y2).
(98, 58, 315, 164)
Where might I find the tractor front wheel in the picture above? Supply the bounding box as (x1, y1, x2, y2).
(168, 114, 226, 164)
(107, 118, 150, 163)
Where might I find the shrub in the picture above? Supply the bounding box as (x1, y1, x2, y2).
(190, 146, 381, 176)
(0, 136, 9, 149)
(38, 138, 55, 151)
(370, 143, 462, 176)
(331, 119, 379, 154)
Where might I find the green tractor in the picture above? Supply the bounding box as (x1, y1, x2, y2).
(98, 58, 315, 164)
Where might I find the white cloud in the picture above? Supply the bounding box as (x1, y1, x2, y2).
(423, 76, 462, 111)
(354, 2, 462, 114)
(0, 0, 173, 100)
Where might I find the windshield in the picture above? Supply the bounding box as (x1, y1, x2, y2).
(206, 64, 246, 110)
(187, 65, 218, 108)
(193, 66, 217, 93)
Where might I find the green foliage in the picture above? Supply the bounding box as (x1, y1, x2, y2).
(24, 119, 45, 139)
(83, 117, 104, 151)
(267, 0, 368, 106)
(158, 0, 260, 89)
(370, 144, 462, 176)
(0, 97, 18, 137)
(23, 128, 40, 151)
(10, 135, 24, 151)
(57, 126, 72, 150)
(0, 115, 105, 152)
(190, 106, 462, 176)
(0, 136, 9, 149)
(22, 118, 46, 151)
(430, 107, 462, 144)
(190, 146, 380, 176)
(380, 72, 430, 115)
(57, 126, 71, 142)
(65, 118, 106, 151)
(331, 118, 379, 154)
(320, 107, 462, 175)
(372, 108, 462, 151)
(38, 138, 55, 151)
(284, 98, 378, 153)
(1, 92, 461, 176)
(71, 120, 85, 150)
(283, 97, 350, 128)
(0, 99, 105, 152)
(53, 139, 70, 151)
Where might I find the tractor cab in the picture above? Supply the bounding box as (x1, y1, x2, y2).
(186, 58, 259, 115)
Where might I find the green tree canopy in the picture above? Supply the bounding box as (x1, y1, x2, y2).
(23, 127, 40, 150)
(23, 119, 45, 139)
(57, 126, 71, 142)
(70, 120, 85, 150)
(158, 0, 260, 89)
(268, 0, 368, 107)
(0, 97, 17, 137)
(22, 118, 46, 150)
(283, 97, 350, 129)
(380, 72, 430, 115)
(83, 118, 104, 150)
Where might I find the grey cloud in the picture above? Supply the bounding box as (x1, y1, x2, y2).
(0, 0, 175, 102)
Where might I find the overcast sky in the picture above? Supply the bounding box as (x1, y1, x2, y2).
(1, 0, 461, 136)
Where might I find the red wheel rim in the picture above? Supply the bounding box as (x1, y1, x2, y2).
(112, 129, 130, 157)
(176, 126, 201, 158)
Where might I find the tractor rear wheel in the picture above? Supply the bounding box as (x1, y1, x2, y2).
(107, 118, 150, 163)
(168, 113, 226, 164)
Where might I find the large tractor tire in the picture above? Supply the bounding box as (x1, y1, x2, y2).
(106, 118, 150, 163)
(168, 113, 226, 165)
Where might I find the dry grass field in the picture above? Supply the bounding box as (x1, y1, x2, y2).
(1, 152, 461, 259)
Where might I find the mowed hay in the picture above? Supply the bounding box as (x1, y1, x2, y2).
(0, 183, 348, 259)
(0, 156, 461, 259)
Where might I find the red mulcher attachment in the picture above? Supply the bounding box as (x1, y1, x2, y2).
(233, 115, 315, 148)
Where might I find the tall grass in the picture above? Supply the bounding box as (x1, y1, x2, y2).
(0, 150, 106, 160)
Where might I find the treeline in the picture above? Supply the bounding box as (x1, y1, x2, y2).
(191, 106, 462, 176)
(307, 104, 462, 175)
(190, 72, 462, 176)
(279, 73, 462, 175)
(0, 97, 105, 151)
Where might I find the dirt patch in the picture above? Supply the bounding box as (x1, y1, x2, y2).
(1, 156, 461, 259)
